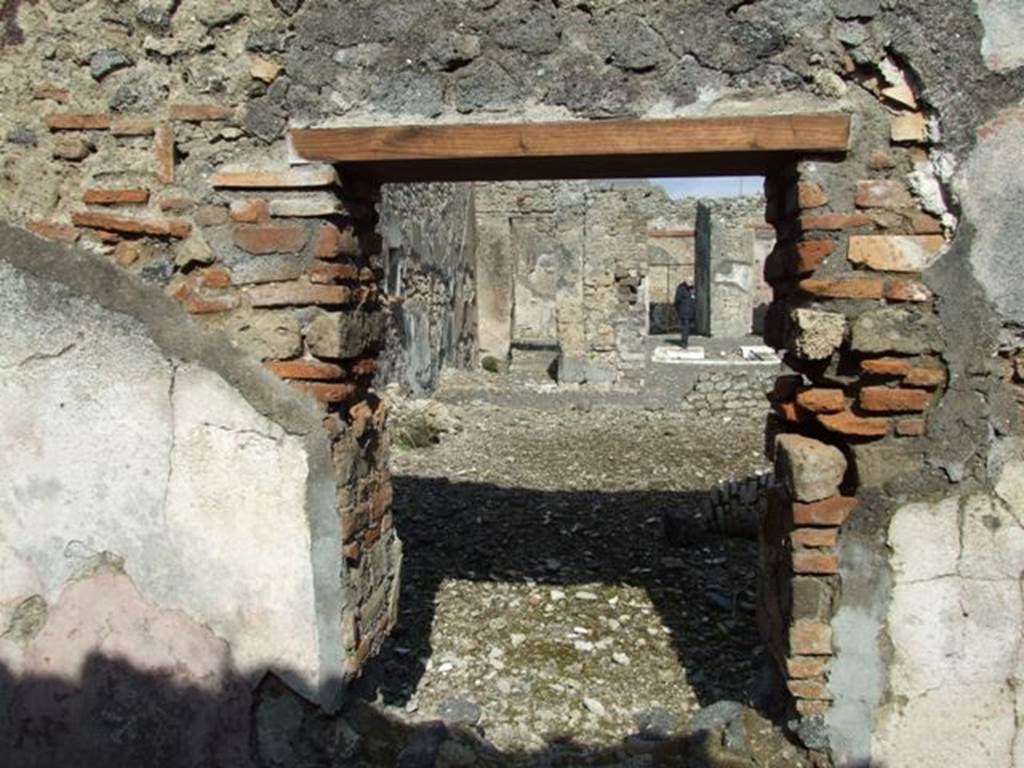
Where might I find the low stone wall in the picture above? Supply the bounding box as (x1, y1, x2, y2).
(678, 368, 779, 417)
(664, 471, 775, 544)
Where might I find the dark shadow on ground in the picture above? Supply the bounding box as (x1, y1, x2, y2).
(355, 476, 783, 718)
(0, 658, 821, 768)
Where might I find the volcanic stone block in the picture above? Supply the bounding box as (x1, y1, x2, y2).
(775, 434, 848, 502)
(305, 310, 386, 359)
(788, 308, 846, 361)
(850, 307, 941, 355)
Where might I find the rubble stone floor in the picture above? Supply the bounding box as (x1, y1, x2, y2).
(356, 366, 776, 765)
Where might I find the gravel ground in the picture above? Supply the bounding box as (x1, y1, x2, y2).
(356, 369, 775, 763)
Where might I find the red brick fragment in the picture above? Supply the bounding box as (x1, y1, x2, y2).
(234, 224, 308, 255)
(790, 620, 832, 656)
(787, 656, 827, 679)
(210, 167, 338, 189)
(71, 211, 191, 238)
(798, 181, 829, 210)
(265, 359, 345, 380)
(154, 122, 175, 184)
(46, 113, 110, 131)
(159, 197, 193, 212)
(195, 267, 232, 289)
(83, 188, 150, 205)
(792, 552, 839, 575)
(861, 357, 912, 376)
(313, 222, 360, 259)
(794, 240, 836, 274)
(885, 279, 932, 302)
(799, 277, 884, 300)
(776, 401, 803, 423)
(859, 386, 932, 413)
(910, 212, 943, 234)
(800, 213, 874, 231)
(796, 388, 846, 414)
(33, 85, 70, 103)
(229, 199, 270, 224)
(791, 528, 839, 549)
(792, 497, 858, 527)
(816, 410, 890, 437)
(787, 679, 833, 700)
(110, 118, 156, 136)
(289, 381, 357, 404)
(28, 221, 78, 242)
(892, 113, 928, 143)
(181, 293, 240, 314)
(868, 150, 897, 170)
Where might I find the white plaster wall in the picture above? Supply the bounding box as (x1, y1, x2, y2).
(872, 449, 1024, 766)
(0, 262, 325, 700)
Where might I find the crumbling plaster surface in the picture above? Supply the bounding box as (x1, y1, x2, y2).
(376, 182, 477, 395)
(1, 569, 256, 767)
(872, 447, 1024, 766)
(0, 0, 1023, 761)
(960, 104, 1024, 333)
(976, 0, 1024, 73)
(0, 225, 346, 709)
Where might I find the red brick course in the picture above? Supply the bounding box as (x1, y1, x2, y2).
(859, 386, 932, 413)
(234, 224, 309, 254)
(792, 497, 857, 527)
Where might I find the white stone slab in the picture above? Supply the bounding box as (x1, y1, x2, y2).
(652, 345, 705, 363)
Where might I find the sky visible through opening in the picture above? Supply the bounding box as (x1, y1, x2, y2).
(651, 176, 764, 199)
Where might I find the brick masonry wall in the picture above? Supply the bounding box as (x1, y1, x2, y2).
(0, 0, 405, 679)
(2, 1, 1022, 763)
(757, 59, 955, 730)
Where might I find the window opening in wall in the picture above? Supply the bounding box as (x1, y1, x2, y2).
(356, 173, 801, 763)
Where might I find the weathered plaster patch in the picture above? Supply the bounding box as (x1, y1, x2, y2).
(976, 0, 1024, 72)
(0, 235, 347, 709)
(959, 106, 1024, 324)
(1, 569, 254, 766)
(872, 483, 1024, 766)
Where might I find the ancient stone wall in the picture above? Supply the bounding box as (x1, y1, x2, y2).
(678, 368, 782, 418)
(0, 0, 1022, 764)
(475, 181, 771, 385)
(0, 0, 402, 725)
(0, 228, 348, 763)
(376, 183, 477, 395)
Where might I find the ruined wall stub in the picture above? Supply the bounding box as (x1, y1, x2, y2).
(0, 0, 1023, 764)
(474, 182, 771, 383)
(376, 183, 477, 395)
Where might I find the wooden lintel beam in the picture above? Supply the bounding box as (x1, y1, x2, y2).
(289, 113, 850, 182)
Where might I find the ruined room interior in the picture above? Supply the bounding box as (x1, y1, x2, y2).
(2, 2, 1023, 767)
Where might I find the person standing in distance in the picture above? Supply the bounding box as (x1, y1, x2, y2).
(673, 281, 697, 349)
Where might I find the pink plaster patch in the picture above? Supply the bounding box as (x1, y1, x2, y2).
(2, 569, 254, 767)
